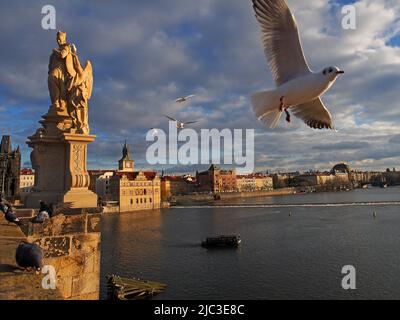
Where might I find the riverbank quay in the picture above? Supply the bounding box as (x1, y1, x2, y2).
(170, 188, 296, 206)
(0, 208, 102, 300)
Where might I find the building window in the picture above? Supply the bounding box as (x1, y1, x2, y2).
(140, 198, 143, 203)
(150, 198, 152, 203)
(130, 199, 133, 205)
(136, 199, 139, 204)
(144, 198, 147, 203)
(144, 189, 147, 195)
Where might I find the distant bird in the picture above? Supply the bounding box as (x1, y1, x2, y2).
(165, 116, 198, 129)
(175, 95, 195, 103)
(15, 241, 44, 271)
(150, 128, 159, 136)
(5, 206, 21, 226)
(250, 0, 344, 130)
(373, 211, 377, 219)
(289, 211, 292, 217)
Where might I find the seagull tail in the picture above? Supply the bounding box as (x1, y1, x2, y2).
(251, 90, 281, 129)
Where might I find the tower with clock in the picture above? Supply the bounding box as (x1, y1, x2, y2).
(119, 140, 134, 172)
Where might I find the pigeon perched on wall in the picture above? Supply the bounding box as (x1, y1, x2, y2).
(5, 206, 21, 225)
(30, 201, 56, 224)
(250, 0, 344, 130)
(15, 241, 44, 271)
(0, 196, 9, 214)
(0, 203, 6, 214)
(30, 201, 73, 224)
(31, 211, 50, 224)
(40, 201, 52, 215)
(48, 202, 73, 217)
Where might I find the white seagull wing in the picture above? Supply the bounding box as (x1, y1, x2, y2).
(291, 98, 334, 130)
(252, 0, 312, 86)
(185, 95, 195, 99)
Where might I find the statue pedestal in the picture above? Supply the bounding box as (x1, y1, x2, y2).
(25, 128, 97, 209)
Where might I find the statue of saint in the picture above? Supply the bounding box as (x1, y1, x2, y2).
(48, 31, 93, 134)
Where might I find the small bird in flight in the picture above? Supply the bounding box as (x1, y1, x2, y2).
(175, 95, 195, 103)
(250, 0, 344, 130)
(165, 116, 198, 129)
(150, 128, 159, 136)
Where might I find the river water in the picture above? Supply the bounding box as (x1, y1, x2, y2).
(100, 187, 400, 300)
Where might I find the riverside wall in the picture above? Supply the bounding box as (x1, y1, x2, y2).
(0, 209, 101, 300)
(171, 188, 296, 205)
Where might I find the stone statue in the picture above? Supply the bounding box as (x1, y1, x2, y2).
(48, 31, 93, 134)
(26, 31, 98, 209)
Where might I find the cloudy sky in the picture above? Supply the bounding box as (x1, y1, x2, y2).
(0, 0, 399, 173)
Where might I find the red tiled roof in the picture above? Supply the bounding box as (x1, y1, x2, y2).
(88, 169, 115, 175)
(237, 173, 271, 179)
(116, 171, 158, 181)
(161, 176, 187, 182)
(20, 168, 34, 175)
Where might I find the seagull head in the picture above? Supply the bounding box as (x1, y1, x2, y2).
(322, 66, 344, 80)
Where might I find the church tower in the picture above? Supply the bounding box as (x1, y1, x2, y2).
(0, 135, 21, 201)
(118, 140, 134, 172)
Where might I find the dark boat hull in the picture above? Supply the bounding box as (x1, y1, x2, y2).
(201, 236, 241, 248)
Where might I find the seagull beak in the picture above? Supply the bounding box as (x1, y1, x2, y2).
(336, 70, 344, 74)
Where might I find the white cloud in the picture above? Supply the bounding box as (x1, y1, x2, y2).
(0, 0, 400, 171)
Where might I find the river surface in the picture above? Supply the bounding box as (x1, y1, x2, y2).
(100, 187, 400, 300)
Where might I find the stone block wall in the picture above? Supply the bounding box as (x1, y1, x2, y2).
(22, 212, 101, 300)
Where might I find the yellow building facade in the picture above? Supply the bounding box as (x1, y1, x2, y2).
(19, 168, 35, 202)
(237, 174, 274, 192)
(110, 142, 161, 212)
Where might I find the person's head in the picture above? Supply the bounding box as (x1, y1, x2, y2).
(57, 31, 67, 46)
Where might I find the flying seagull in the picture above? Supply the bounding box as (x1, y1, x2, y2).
(150, 128, 159, 136)
(175, 95, 195, 103)
(250, 0, 344, 130)
(165, 115, 198, 129)
(15, 241, 44, 271)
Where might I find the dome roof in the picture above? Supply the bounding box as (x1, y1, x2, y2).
(332, 163, 350, 173)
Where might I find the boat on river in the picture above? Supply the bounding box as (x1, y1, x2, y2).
(201, 235, 241, 248)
